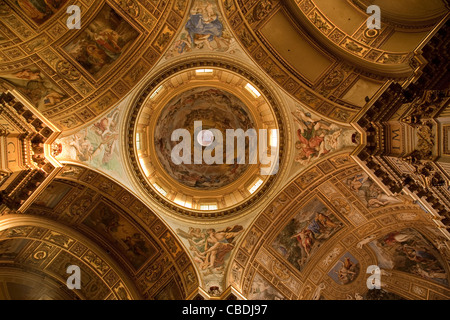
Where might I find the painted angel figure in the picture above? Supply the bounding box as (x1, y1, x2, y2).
(348, 174, 365, 192)
(69, 130, 96, 162)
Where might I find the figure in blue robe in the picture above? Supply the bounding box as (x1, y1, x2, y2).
(185, 12, 223, 45)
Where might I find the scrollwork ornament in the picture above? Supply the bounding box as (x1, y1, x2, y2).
(56, 60, 81, 81)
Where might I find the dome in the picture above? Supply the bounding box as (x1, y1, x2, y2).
(154, 86, 256, 190)
(127, 64, 285, 218)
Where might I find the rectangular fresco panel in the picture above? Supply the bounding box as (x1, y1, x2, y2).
(369, 228, 449, 286)
(63, 4, 139, 78)
(82, 202, 157, 270)
(271, 197, 343, 272)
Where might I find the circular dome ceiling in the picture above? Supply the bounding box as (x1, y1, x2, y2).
(126, 63, 286, 218)
(154, 87, 256, 190)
